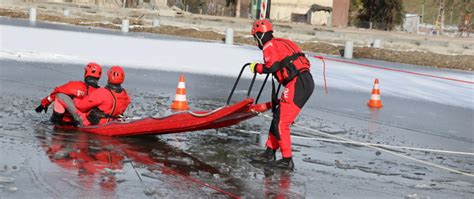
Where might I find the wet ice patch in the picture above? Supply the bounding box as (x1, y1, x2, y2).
(0, 176, 14, 183)
(405, 193, 431, 199)
(0, 172, 17, 194)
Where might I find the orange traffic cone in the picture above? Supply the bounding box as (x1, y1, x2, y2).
(367, 78, 383, 108)
(171, 75, 189, 110)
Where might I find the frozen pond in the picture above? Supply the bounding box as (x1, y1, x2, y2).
(0, 18, 473, 198)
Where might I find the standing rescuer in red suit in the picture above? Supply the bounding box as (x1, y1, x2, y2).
(249, 19, 315, 170)
(35, 62, 102, 125)
(74, 66, 131, 126)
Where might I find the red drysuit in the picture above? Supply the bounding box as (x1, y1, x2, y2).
(75, 87, 131, 126)
(40, 81, 98, 107)
(255, 38, 314, 158)
(41, 81, 99, 124)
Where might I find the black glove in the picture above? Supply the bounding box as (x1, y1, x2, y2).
(35, 105, 48, 113)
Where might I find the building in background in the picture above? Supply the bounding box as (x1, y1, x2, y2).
(249, 0, 349, 27)
(28, 0, 351, 27)
(265, 0, 332, 25)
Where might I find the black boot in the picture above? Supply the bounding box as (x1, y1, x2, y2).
(270, 157, 294, 171)
(250, 147, 276, 163)
(50, 111, 64, 125)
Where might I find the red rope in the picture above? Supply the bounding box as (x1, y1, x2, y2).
(315, 56, 474, 84)
(314, 56, 328, 94)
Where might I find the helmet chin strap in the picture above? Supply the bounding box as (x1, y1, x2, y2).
(255, 32, 266, 49)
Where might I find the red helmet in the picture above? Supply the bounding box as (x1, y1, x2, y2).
(107, 66, 125, 84)
(84, 62, 102, 78)
(251, 19, 273, 35)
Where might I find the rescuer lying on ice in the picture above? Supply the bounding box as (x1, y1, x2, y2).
(35, 62, 103, 125)
(249, 19, 315, 170)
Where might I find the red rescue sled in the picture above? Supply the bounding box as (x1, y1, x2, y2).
(57, 99, 270, 136)
(55, 63, 273, 137)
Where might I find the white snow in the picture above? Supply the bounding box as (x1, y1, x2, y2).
(1, 24, 473, 108)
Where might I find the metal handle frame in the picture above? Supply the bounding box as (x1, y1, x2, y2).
(226, 63, 270, 105)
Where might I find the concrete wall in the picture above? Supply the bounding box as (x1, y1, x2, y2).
(94, 0, 122, 8)
(33, 0, 162, 8)
(72, 0, 93, 4)
(30, 0, 69, 3)
(151, 0, 167, 7)
(33, 0, 123, 8)
(308, 10, 331, 25)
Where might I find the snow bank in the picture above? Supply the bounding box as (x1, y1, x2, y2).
(0, 24, 260, 77)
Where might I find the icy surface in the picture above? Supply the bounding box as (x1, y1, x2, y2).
(1, 60, 473, 198)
